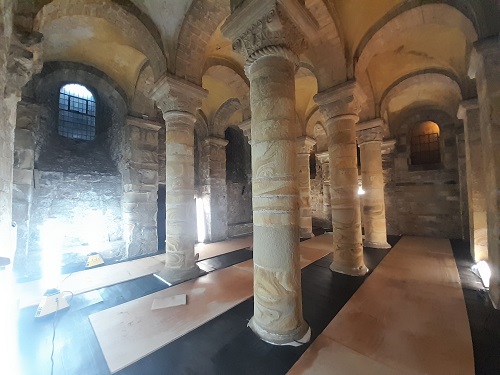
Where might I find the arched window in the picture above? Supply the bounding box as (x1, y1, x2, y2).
(410, 121, 440, 165)
(58, 83, 96, 141)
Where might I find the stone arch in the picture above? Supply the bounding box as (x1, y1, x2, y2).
(305, 106, 325, 138)
(354, 3, 477, 120)
(175, 0, 231, 84)
(34, 0, 167, 81)
(33, 61, 127, 168)
(380, 72, 462, 137)
(211, 98, 242, 138)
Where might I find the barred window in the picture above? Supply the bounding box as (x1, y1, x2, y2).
(410, 121, 440, 165)
(58, 84, 96, 141)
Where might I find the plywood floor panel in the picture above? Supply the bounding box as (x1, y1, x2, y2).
(16, 235, 253, 309)
(288, 236, 474, 375)
(90, 236, 333, 373)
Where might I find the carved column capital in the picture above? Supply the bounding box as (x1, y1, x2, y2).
(238, 119, 252, 143)
(381, 139, 397, 155)
(221, 0, 318, 73)
(316, 151, 329, 164)
(457, 98, 479, 120)
(356, 126, 383, 146)
(314, 81, 367, 121)
(126, 116, 162, 132)
(204, 136, 229, 149)
(296, 135, 316, 154)
(150, 74, 207, 116)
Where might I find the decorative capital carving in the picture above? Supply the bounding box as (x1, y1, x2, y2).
(150, 74, 207, 116)
(316, 151, 329, 164)
(238, 119, 252, 143)
(204, 136, 229, 148)
(314, 81, 366, 120)
(221, 0, 318, 72)
(356, 126, 383, 145)
(457, 98, 479, 120)
(381, 139, 397, 155)
(296, 135, 316, 154)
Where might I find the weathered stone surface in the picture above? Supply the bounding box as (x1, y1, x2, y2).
(314, 81, 368, 276)
(473, 35, 500, 309)
(122, 117, 161, 258)
(201, 136, 229, 242)
(296, 136, 315, 238)
(357, 122, 390, 249)
(458, 99, 488, 261)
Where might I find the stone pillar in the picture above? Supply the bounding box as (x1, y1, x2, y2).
(356, 120, 391, 249)
(296, 136, 316, 238)
(472, 36, 500, 307)
(316, 151, 332, 230)
(150, 75, 207, 284)
(455, 121, 469, 241)
(222, 0, 317, 345)
(12, 101, 39, 270)
(458, 100, 487, 261)
(314, 81, 368, 276)
(201, 136, 229, 242)
(122, 117, 161, 258)
(0, 13, 42, 261)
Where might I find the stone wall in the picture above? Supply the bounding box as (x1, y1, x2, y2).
(27, 171, 123, 277)
(385, 112, 462, 238)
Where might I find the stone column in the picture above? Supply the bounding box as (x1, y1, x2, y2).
(316, 151, 332, 230)
(314, 81, 368, 276)
(12, 101, 39, 270)
(471, 36, 500, 308)
(222, 0, 317, 345)
(356, 120, 391, 249)
(458, 100, 488, 261)
(296, 136, 316, 238)
(150, 75, 207, 284)
(122, 117, 161, 258)
(201, 136, 229, 242)
(0, 15, 42, 261)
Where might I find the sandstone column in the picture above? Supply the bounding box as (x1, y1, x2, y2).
(316, 151, 332, 230)
(122, 117, 161, 258)
(314, 81, 368, 276)
(458, 100, 488, 261)
(201, 136, 229, 242)
(150, 75, 207, 284)
(472, 36, 500, 308)
(222, 0, 317, 344)
(356, 120, 391, 249)
(296, 136, 316, 238)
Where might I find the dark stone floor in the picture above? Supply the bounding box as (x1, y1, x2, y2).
(450, 239, 500, 375)
(14, 237, 397, 375)
(14, 235, 500, 375)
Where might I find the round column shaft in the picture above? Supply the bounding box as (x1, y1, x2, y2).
(358, 126, 391, 249)
(155, 111, 200, 284)
(248, 54, 308, 345)
(326, 115, 368, 275)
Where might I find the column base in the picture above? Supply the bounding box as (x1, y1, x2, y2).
(248, 316, 310, 346)
(363, 240, 391, 249)
(329, 262, 369, 276)
(154, 264, 205, 286)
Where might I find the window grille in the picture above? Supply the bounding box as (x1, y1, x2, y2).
(410, 132, 440, 165)
(58, 84, 96, 141)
